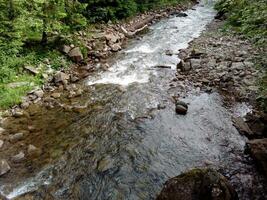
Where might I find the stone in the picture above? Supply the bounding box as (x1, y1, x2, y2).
(9, 132, 24, 143)
(177, 60, 191, 72)
(24, 66, 39, 75)
(156, 168, 238, 200)
(175, 100, 188, 115)
(105, 33, 120, 44)
(232, 117, 254, 138)
(0, 140, 3, 148)
(176, 12, 188, 17)
(0, 127, 5, 135)
(68, 47, 83, 63)
(190, 59, 201, 69)
(12, 111, 24, 118)
(246, 139, 267, 175)
(61, 45, 71, 54)
(51, 93, 61, 99)
(97, 156, 114, 172)
(7, 82, 29, 88)
(0, 159, 10, 176)
(231, 62, 244, 70)
(110, 43, 122, 52)
(54, 72, 70, 84)
(12, 151, 25, 163)
(27, 144, 42, 158)
(34, 90, 44, 98)
(21, 101, 30, 109)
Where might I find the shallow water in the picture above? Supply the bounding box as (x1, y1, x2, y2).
(1, 1, 266, 200)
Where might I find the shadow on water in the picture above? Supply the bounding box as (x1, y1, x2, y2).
(0, 1, 266, 200)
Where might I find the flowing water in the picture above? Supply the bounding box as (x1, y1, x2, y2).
(1, 1, 266, 200)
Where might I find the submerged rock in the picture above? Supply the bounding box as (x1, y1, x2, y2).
(246, 139, 267, 175)
(0, 159, 10, 176)
(157, 168, 238, 200)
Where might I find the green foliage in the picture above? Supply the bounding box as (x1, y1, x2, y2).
(215, 0, 267, 45)
(83, 0, 185, 22)
(216, 0, 267, 110)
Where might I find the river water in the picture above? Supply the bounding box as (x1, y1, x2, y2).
(1, 1, 266, 200)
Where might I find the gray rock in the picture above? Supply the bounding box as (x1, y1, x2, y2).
(68, 47, 83, 63)
(9, 132, 24, 143)
(190, 59, 201, 69)
(54, 72, 70, 84)
(24, 66, 39, 75)
(61, 45, 71, 54)
(7, 82, 29, 88)
(110, 43, 122, 52)
(231, 62, 244, 70)
(0, 140, 3, 148)
(12, 151, 25, 163)
(34, 90, 44, 98)
(157, 168, 238, 200)
(0, 159, 10, 176)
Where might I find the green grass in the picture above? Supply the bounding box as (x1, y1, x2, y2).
(0, 45, 71, 109)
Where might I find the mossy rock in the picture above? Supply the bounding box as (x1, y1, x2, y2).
(157, 168, 238, 200)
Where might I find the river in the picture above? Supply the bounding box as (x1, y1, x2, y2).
(0, 1, 265, 199)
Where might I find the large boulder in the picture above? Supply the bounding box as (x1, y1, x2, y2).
(246, 139, 267, 175)
(157, 168, 238, 200)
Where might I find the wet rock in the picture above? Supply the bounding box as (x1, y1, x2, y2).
(68, 47, 83, 63)
(12, 151, 25, 163)
(176, 12, 188, 17)
(232, 117, 253, 138)
(54, 72, 70, 84)
(245, 112, 267, 138)
(246, 139, 267, 175)
(0, 159, 10, 176)
(9, 132, 24, 143)
(157, 168, 238, 200)
(0, 140, 3, 148)
(175, 100, 188, 115)
(27, 144, 42, 158)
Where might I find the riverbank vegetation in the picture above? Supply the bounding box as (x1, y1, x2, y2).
(0, 0, 190, 109)
(215, 0, 267, 110)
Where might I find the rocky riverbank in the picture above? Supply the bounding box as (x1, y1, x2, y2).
(159, 14, 267, 200)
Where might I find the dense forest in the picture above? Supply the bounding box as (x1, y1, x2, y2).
(0, 0, 187, 108)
